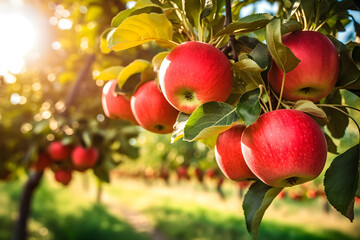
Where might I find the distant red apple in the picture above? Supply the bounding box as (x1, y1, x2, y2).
(131, 80, 179, 134)
(241, 109, 327, 187)
(102, 79, 137, 123)
(206, 168, 217, 179)
(277, 190, 287, 199)
(268, 31, 339, 102)
(306, 189, 317, 199)
(215, 124, 257, 181)
(54, 170, 72, 186)
(48, 141, 72, 161)
(31, 152, 51, 171)
(355, 197, 360, 206)
(159, 41, 233, 114)
(289, 190, 303, 201)
(71, 145, 99, 171)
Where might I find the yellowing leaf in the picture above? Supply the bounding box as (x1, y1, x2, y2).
(95, 66, 124, 81)
(108, 13, 177, 51)
(152, 51, 170, 72)
(118, 59, 152, 88)
(99, 28, 114, 54)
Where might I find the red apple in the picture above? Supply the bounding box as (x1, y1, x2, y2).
(268, 31, 339, 102)
(130, 80, 179, 134)
(306, 189, 317, 199)
(215, 124, 257, 181)
(241, 109, 327, 187)
(159, 41, 233, 114)
(54, 170, 72, 186)
(71, 145, 99, 170)
(48, 141, 72, 161)
(31, 152, 51, 171)
(102, 79, 137, 123)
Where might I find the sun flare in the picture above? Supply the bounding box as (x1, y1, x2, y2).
(0, 7, 38, 75)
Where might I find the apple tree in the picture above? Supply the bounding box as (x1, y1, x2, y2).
(97, 0, 360, 238)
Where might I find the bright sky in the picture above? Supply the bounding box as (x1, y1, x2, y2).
(0, 2, 38, 75)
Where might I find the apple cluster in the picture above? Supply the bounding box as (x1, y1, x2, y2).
(31, 141, 99, 186)
(102, 30, 338, 190)
(216, 109, 328, 188)
(215, 30, 338, 188)
(101, 41, 234, 134)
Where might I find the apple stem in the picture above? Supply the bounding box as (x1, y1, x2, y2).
(286, 177, 298, 186)
(276, 72, 286, 110)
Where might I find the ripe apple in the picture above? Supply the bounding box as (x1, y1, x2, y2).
(71, 145, 99, 171)
(241, 109, 327, 187)
(159, 41, 233, 114)
(215, 124, 257, 181)
(268, 31, 339, 102)
(31, 152, 51, 171)
(48, 141, 72, 161)
(130, 80, 179, 134)
(102, 79, 137, 123)
(54, 170, 72, 186)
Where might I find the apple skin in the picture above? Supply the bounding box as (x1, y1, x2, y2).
(268, 31, 339, 102)
(102, 79, 137, 123)
(54, 170, 72, 186)
(241, 109, 327, 187)
(71, 145, 99, 170)
(31, 152, 51, 171)
(48, 141, 72, 161)
(159, 41, 233, 114)
(215, 124, 257, 181)
(131, 80, 179, 134)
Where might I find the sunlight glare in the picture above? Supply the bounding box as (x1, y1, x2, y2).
(0, 10, 38, 75)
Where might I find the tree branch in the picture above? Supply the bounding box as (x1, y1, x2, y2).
(221, 0, 237, 61)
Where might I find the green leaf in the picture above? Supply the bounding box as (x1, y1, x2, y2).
(171, 113, 190, 143)
(249, 43, 270, 69)
(292, 100, 327, 121)
(323, 90, 349, 139)
(111, 6, 163, 28)
(200, 0, 214, 21)
(265, 18, 300, 73)
(183, 0, 202, 29)
(324, 144, 359, 221)
(243, 181, 283, 239)
(286, 0, 301, 22)
(281, 19, 303, 35)
(183, 102, 240, 142)
(82, 131, 92, 148)
(328, 36, 360, 89)
(94, 66, 124, 81)
(324, 133, 338, 154)
(236, 88, 262, 127)
(108, 13, 176, 51)
(232, 54, 265, 92)
(214, 13, 273, 38)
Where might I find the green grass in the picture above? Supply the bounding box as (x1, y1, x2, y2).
(0, 176, 151, 240)
(142, 200, 356, 240)
(105, 179, 360, 240)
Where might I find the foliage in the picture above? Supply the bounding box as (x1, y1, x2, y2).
(1, 0, 360, 239)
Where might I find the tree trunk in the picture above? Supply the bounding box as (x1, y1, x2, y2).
(13, 54, 96, 240)
(13, 171, 44, 240)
